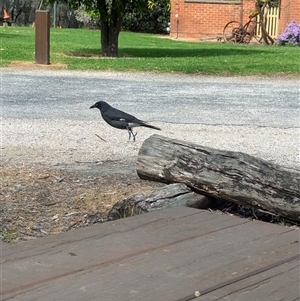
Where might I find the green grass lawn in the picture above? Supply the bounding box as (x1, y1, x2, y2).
(1, 26, 299, 75)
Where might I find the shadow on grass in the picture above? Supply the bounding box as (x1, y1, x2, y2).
(66, 46, 273, 58)
(0, 32, 24, 38)
(120, 46, 271, 58)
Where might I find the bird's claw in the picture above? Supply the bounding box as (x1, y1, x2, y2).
(128, 131, 137, 142)
(132, 132, 137, 142)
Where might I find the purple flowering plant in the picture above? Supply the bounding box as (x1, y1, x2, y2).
(278, 20, 300, 46)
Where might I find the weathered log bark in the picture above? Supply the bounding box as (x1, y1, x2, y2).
(136, 135, 300, 222)
(107, 183, 213, 221)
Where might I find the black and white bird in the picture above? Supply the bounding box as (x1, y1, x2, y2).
(90, 101, 161, 141)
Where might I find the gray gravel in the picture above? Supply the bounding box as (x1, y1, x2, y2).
(1, 69, 299, 170)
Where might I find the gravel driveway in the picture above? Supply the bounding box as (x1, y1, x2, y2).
(1, 68, 299, 241)
(2, 69, 299, 169)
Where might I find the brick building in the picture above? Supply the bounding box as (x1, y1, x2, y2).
(277, 0, 300, 34)
(169, 0, 300, 40)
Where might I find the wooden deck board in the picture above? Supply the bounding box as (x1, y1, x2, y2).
(201, 259, 299, 301)
(1, 207, 299, 301)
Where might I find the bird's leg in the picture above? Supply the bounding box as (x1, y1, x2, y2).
(126, 126, 137, 142)
(127, 128, 132, 141)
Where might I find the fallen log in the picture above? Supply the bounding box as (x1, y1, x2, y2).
(136, 135, 300, 222)
(107, 183, 213, 221)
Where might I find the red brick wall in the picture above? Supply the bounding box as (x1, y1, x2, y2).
(170, 0, 300, 40)
(278, 0, 300, 35)
(170, 0, 255, 40)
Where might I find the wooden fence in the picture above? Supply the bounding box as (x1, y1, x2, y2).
(257, 6, 279, 38)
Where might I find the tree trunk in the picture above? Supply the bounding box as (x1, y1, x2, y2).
(97, 0, 124, 57)
(256, 1, 274, 45)
(100, 18, 122, 57)
(136, 135, 300, 222)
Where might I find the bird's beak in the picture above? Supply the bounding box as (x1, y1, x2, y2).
(90, 104, 96, 109)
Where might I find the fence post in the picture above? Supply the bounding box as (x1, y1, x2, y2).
(35, 10, 50, 64)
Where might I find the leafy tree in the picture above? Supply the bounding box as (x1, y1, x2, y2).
(50, 0, 151, 57)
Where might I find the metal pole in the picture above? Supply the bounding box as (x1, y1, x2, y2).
(240, 0, 244, 25)
(53, 1, 56, 28)
(175, 14, 179, 39)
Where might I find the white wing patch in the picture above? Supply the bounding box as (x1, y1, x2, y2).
(128, 122, 141, 128)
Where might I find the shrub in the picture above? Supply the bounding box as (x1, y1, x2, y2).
(122, 1, 170, 34)
(278, 20, 300, 46)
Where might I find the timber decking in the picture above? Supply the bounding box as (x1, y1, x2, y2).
(1, 207, 299, 301)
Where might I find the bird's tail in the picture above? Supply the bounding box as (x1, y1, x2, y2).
(141, 123, 161, 131)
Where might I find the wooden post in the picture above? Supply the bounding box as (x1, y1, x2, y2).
(35, 10, 50, 64)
